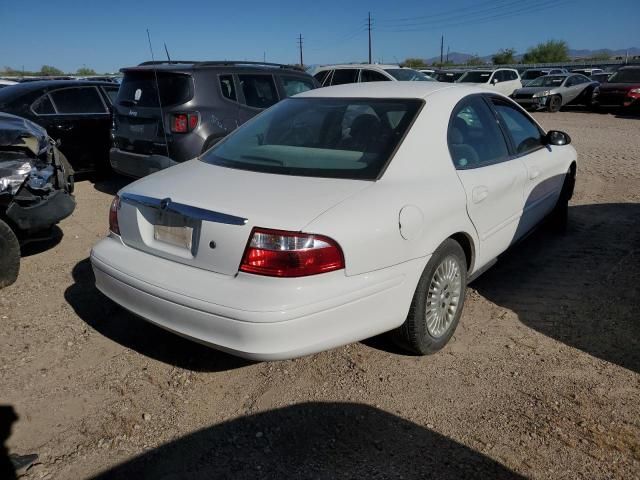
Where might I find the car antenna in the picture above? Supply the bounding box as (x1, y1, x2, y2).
(164, 43, 172, 63)
(146, 28, 171, 159)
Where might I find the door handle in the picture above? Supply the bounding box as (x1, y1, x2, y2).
(529, 169, 540, 180)
(55, 123, 74, 131)
(472, 186, 489, 204)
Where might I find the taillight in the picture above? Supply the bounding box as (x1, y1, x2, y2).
(628, 88, 640, 99)
(109, 195, 120, 235)
(170, 112, 199, 133)
(240, 228, 344, 277)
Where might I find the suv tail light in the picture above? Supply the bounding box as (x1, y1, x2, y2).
(170, 112, 199, 133)
(240, 228, 344, 277)
(109, 195, 120, 235)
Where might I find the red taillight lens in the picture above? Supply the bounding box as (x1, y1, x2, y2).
(240, 228, 344, 277)
(109, 195, 120, 235)
(170, 113, 199, 133)
(171, 114, 188, 133)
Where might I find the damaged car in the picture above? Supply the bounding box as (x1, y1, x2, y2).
(0, 113, 75, 288)
(511, 74, 598, 112)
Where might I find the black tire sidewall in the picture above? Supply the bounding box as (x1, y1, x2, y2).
(400, 239, 468, 354)
(0, 219, 20, 289)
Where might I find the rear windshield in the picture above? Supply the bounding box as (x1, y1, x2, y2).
(527, 75, 566, 87)
(457, 71, 492, 83)
(522, 70, 545, 80)
(384, 69, 430, 81)
(608, 69, 640, 83)
(201, 97, 422, 180)
(435, 72, 463, 82)
(117, 71, 193, 107)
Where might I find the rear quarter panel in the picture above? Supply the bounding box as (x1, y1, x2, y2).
(304, 91, 478, 276)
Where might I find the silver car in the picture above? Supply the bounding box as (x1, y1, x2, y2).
(512, 74, 599, 112)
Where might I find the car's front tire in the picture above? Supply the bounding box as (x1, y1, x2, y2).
(395, 239, 468, 355)
(548, 95, 562, 113)
(0, 219, 20, 289)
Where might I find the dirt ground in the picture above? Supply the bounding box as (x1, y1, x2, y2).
(1, 110, 639, 479)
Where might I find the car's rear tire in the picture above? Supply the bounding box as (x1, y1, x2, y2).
(548, 167, 575, 232)
(548, 95, 562, 113)
(0, 219, 20, 289)
(394, 239, 468, 355)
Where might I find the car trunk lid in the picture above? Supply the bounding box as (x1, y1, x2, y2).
(116, 160, 371, 275)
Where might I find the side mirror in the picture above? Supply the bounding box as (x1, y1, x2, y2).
(545, 130, 571, 146)
(491, 77, 499, 85)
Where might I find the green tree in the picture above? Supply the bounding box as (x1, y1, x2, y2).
(40, 65, 64, 76)
(402, 58, 426, 68)
(522, 40, 569, 63)
(76, 67, 97, 76)
(492, 48, 516, 65)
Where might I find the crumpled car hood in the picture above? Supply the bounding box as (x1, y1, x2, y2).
(0, 113, 49, 156)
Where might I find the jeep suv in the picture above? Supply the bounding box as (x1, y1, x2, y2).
(110, 61, 318, 178)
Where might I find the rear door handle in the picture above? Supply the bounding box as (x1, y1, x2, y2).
(55, 123, 74, 131)
(472, 186, 489, 204)
(529, 169, 540, 180)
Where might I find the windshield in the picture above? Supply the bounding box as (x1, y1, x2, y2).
(608, 69, 640, 83)
(435, 71, 463, 82)
(522, 70, 545, 80)
(384, 69, 430, 81)
(527, 75, 566, 87)
(201, 97, 422, 180)
(117, 71, 193, 107)
(457, 71, 492, 83)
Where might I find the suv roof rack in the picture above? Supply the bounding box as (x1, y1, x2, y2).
(137, 60, 304, 71)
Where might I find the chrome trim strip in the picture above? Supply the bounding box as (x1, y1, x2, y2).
(120, 192, 248, 225)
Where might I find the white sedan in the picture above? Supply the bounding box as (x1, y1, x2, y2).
(91, 82, 577, 360)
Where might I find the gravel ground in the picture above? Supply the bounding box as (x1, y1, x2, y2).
(1, 110, 639, 479)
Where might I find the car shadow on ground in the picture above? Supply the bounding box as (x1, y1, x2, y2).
(64, 259, 252, 373)
(473, 203, 640, 374)
(91, 173, 134, 196)
(89, 402, 524, 480)
(19, 225, 63, 257)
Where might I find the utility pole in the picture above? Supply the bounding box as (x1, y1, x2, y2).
(297, 33, 304, 68)
(368, 12, 372, 64)
(440, 35, 444, 66)
(446, 45, 450, 63)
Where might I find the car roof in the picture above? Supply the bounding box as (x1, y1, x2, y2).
(121, 61, 306, 75)
(295, 81, 478, 99)
(0, 79, 118, 99)
(315, 64, 405, 70)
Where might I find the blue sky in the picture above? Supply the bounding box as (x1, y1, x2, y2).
(1, 0, 638, 73)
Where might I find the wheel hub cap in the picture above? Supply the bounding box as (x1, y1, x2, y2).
(426, 256, 462, 338)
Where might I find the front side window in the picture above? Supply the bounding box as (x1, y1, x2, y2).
(360, 69, 390, 82)
(201, 97, 422, 180)
(238, 74, 278, 109)
(281, 76, 315, 97)
(330, 69, 359, 85)
(448, 96, 509, 169)
(32, 95, 55, 115)
(50, 87, 106, 114)
(491, 99, 543, 155)
(219, 74, 237, 101)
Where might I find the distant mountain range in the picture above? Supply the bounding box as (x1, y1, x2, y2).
(424, 47, 640, 64)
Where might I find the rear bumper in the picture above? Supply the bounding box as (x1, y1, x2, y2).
(90, 236, 426, 360)
(109, 148, 177, 178)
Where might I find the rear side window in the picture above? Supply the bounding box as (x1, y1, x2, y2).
(32, 95, 55, 115)
(102, 86, 119, 104)
(360, 69, 390, 82)
(330, 69, 359, 85)
(448, 96, 510, 169)
(238, 74, 279, 109)
(281, 76, 315, 97)
(491, 99, 543, 155)
(118, 71, 193, 107)
(50, 87, 106, 114)
(219, 74, 237, 101)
